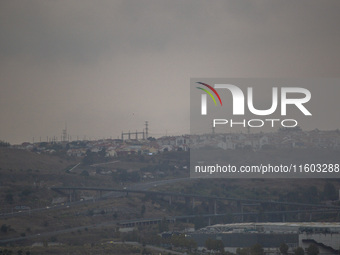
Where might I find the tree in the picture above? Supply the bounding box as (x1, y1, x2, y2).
(98, 147, 106, 158)
(236, 247, 249, 255)
(80, 170, 89, 177)
(185, 238, 198, 251)
(141, 248, 150, 255)
(215, 240, 224, 253)
(193, 216, 206, 230)
(82, 150, 95, 165)
(323, 182, 337, 201)
(294, 247, 305, 255)
(0, 141, 10, 147)
(250, 244, 264, 255)
(205, 238, 224, 253)
(2, 250, 13, 255)
(5, 194, 13, 204)
(20, 189, 32, 197)
(205, 238, 214, 251)
(158, 217, 169, 232)
(306, 244, 319, 255)
(1, 224, 9, 233)
(43, 220, 49, 227)
(171, 234, 197, 251)
(140, 204, 146, 217)
(302, 186, 319, 204)
(279, 243, 289, 255)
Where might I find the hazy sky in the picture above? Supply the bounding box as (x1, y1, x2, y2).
(1, 0, 340, 144)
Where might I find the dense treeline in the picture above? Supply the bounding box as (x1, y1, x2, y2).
(0, 140, 10, 147)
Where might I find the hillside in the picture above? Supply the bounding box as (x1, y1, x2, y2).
(0, 148, 78, 172)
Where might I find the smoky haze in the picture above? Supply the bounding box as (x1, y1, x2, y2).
(1, 0, 340, 144)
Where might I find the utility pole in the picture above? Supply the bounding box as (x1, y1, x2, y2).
(145, 121, 149, 139)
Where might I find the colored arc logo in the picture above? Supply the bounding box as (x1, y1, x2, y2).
(196, 82, 223, 106)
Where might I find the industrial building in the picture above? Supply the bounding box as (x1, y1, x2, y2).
(189, 222, 340, 254)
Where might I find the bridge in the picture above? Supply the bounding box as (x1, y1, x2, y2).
(51, 186, 340, 221)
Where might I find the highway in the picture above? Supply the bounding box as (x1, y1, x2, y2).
(51, 185, 340, 209)
(0, 177, 191, 218)
(2, 176, 340, 245)
(127, 177, 191, 191)
(3, 175, 340, 220)
(0, 177, 192, 244)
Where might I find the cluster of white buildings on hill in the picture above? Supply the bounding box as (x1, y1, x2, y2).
(13, 129, 340, 157)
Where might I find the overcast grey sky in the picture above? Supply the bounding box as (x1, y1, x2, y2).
(1, 0, 340, 144)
